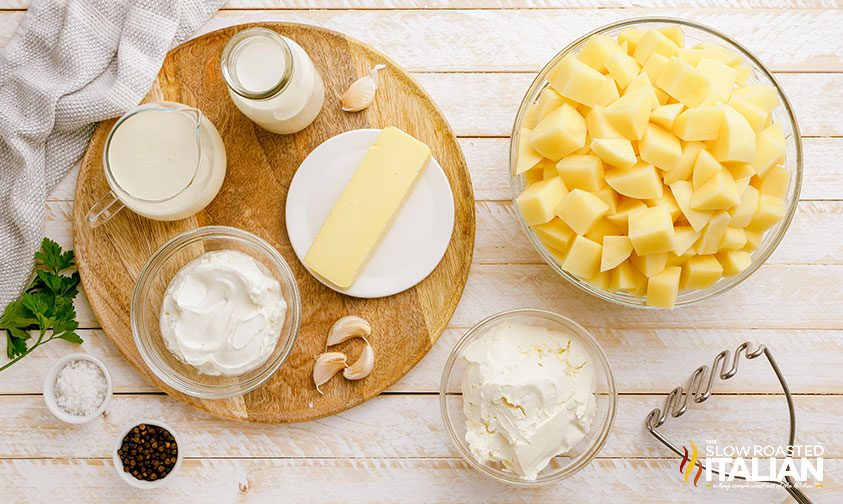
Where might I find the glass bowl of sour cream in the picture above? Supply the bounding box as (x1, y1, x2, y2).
(440, 309, 616, 487)
(131, 226, 301, 399)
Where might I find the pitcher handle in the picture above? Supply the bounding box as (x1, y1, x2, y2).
(86, 190, 125, 228)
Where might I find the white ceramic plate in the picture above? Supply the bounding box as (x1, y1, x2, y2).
(285, 128, 455, 298)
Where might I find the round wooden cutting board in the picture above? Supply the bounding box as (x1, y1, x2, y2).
(72, 23, 475, 423)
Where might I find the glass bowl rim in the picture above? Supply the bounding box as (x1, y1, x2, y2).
(438, 308, 618, 487)
(130, 225, 302, 399)
(509, 16, 804, 309)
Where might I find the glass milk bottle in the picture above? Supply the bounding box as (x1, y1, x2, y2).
(221, 28, 325, 134)
(86, 102, 227, 227)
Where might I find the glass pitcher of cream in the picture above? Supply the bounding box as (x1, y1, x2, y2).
(221, 28, 325, 134)
(86, 102, 227, 227)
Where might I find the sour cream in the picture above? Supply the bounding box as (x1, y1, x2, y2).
(160, 250, 286, 376)
(461, 322, 597, 480)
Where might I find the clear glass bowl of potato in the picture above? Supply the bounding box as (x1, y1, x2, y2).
(511, 17, 802, 309)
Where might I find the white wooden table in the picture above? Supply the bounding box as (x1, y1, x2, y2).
(2, 1, 842, 502)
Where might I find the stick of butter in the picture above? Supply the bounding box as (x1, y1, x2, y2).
(304, 127, 432, 289)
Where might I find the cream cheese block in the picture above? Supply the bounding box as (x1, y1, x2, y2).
(304, 127, 432, 288)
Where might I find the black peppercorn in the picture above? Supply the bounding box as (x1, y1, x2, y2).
(118, 424, 178, 482)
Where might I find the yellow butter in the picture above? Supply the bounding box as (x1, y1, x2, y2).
(304, 127, 431, 288)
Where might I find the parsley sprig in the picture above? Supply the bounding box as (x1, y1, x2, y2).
(0, 238, 83, 372)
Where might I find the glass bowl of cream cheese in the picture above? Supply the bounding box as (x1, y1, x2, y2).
(440, 309, 616, 486)
(131, 226, 301, 399)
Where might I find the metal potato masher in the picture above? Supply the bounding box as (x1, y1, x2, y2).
(645, 342, 814, 503)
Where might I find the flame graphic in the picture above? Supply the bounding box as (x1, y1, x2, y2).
(678, 442, 703, 487)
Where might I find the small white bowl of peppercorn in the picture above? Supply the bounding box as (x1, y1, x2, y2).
(113, 419, 182, 489)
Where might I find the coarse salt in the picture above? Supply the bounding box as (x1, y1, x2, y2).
(54, 360, 107, 417)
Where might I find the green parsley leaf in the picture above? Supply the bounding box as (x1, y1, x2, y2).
(1, 239, 83, 372)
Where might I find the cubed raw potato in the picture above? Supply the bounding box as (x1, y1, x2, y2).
(625, 73, 661, 109)
(735, 64, 752, 85)
(586, 106, 626, 139)
(541, 159, 558, 180)
(557, 189, 611, 234)
(593, 184, 620, 214)
(746, 194, 786, 233)
(550, 55, 609, 107)
(666, 252, 695, 267)
(663, 141, 704, 185)
(562, 235, 603, 279)
(587, 270, 611, 290)
(692, 42, 742, 66)
(523, 165, 544, 186)
(516, 127, 544, 174)
(618, 28, 644, 55)
(606, 198, 647, 229)
(530, 103, 587, 161)
(578, 34, 623, 71)
(633, 29, 680, 66)
(726, 162, 755, 182)
(709, 105, 756, 163)
(571, 135, 593, 156)
(555, 155, 604, 191)
(728, 94, 769, 132)
(717, 250, 752, 276)
(585, 218, 624, 244)
(639, 123, 682, 171)
(673, 226, 701, 256)
(729, 185, 760, 228)
(516, 177, 568, 225)
(629, 205, 676, 255)
(677, 48, 705, 66)
(601, 235, 634, 271)
(669, 181, 714, 232)
(743, 230, 762, 252)
(650, 103, 684, 130)
(605, 161, 663, 199)
(752, 123, 786, 177)
(522, 104, 540, 129)
(641, 52, 669, 81)
(731, 84, 780, 113)
(647, 187, 682, 222)
(647, 266, 681, 308)
(680, 255, 723, 290)
(604, 89, 652, 140)
(673, 106, 723, 141)
(631, 251, 668, 278)
(534, 87, 573, 121)
(657, 26, 684, 47)
(598, 77, 621, 106)
(719, 227, 747, 250)
(692, 149, 723, 189)
(696, 58, 737, 101)
(610, 260, 638, 291)
(655, 57, 711, 108)
(759, 166, 790, 198)
(696, 210, 731, 255)
(591, 138, 637, 168)
(605, 51, 641, 89)
(535, 218, 576, 252)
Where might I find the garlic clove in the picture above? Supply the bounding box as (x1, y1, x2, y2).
(326, 315, 372, 347)
(340, 64, 386, 112)
(343, 340, 374, 381)
(312, 352, 347, 394)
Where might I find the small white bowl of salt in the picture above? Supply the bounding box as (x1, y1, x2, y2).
(43, 353, 113, 424)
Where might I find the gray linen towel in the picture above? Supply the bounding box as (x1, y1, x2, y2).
(0, 0, 225, 311)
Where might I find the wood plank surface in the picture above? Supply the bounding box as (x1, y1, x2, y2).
(1, 394, 840, 459)
(0, 458, 837, 503)
(2, 10, 843, 71)
(4, 328, 842, 395)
